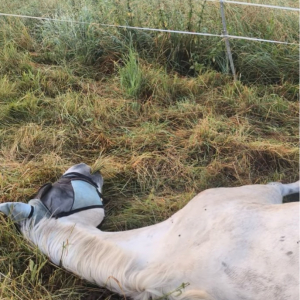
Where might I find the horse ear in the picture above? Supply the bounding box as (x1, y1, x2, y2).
(0, 202, 33, 223)
(91, 171, 104, 191)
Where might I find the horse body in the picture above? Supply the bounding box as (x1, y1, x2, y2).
(21, 182, 299, 300)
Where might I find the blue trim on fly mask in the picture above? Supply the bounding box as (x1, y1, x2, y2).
(71, 180, 103, 210)
(53, 179, 104, 219)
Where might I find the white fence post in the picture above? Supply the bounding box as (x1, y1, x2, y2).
(219, 0, 237, 81)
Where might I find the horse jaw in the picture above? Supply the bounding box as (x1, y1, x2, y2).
(59, 208, 105, 227)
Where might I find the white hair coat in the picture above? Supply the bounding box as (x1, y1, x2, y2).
(21, 182, 299, 300)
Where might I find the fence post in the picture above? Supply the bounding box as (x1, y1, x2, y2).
(219, 0, 237, 81)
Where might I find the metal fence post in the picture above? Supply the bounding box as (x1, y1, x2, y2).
(219, 0, 237, 81)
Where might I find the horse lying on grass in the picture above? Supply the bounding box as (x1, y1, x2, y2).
(0, 163, 299, 300)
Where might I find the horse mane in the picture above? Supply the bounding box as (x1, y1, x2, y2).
(21, 218, 210, 300)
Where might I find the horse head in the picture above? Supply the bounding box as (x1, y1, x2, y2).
(0, 163, 105, 227)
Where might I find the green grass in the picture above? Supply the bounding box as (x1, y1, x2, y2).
(0, 0, 299, 299)
(0, 0, 298, 82)
(119, 48, 144, 99)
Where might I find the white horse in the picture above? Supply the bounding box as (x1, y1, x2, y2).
(0, 164, 299, 300)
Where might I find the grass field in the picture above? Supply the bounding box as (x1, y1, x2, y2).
(0, 0, 299, 299)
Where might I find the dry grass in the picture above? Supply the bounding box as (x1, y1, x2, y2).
(0, 0, 299, 299)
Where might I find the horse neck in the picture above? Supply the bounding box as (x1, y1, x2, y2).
(21, 217, 173, 298)
(102, 218, 172, 259)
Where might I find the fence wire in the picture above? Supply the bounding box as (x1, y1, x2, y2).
(205, 0, 300, 11)
(0, 1, 298, 80)
(0, 12, 298, 45)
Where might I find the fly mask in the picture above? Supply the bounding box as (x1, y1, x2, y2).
(0, 163, 105, 227)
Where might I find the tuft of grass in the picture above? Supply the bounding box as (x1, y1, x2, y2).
(119, 48, 143, 99)
(0, 75, 17, 101)
(0, 42, 33, 76)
